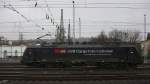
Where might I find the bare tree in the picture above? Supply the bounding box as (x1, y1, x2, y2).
(108, 29, 141, 43)
(109, 29, 122, 42)
(127, 30, 141, 43)
(90, 29, 141, 44)
(90, 31, 108, 44)
(97, 31, 108, 42)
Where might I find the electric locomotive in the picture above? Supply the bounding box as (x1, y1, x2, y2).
(21, 44, 143, 68)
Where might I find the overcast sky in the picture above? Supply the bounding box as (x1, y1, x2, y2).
(0, 0, 150, 40)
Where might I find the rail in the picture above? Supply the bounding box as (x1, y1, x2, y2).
(0, 63, 150, 80)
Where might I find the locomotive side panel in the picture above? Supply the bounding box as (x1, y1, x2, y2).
(52, 47, 130, 63)
(21, 48, 54, 64)
(21, 45, 143, 67)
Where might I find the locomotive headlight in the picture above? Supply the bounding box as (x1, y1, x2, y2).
(130, 51, 134, 54)
(129, 48, 134, 54)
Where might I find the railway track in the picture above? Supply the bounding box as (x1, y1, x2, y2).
(0, 70, 150, 80)
(0, 74, 150, 80)
(1, 80, 150, 84)
(0, 63, 150, 80)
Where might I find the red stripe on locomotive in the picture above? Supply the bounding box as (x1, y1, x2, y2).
(54, 48, 66, 54)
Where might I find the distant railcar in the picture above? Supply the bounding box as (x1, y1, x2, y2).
(21, 44, 143, 68)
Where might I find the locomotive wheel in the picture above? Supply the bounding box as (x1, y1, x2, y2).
(127, 63, 137, 69)
(72, 62, 86, 66)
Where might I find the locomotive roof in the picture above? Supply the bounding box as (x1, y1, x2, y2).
(55, 44, 136, 48)
(27, 44, 137, 48)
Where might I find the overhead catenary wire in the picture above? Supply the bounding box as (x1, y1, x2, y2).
(44, 0, 61, 36)
(3, 1, 150, 5)
(2, 30, 147, 34)
(0, 1, 149, 40)
(0, 2, 150, 9)
(3, 0, 150, 4)
(1, 2, 150, 5)
(6, 4, 30, 22)
(0, 20, 150, 25)
(0, 1, 44, 29)
(3, 0, 65, 3)
(0, 22, 150, 27)
(0, 0, 150, 10)
(0, 6, 149, 9)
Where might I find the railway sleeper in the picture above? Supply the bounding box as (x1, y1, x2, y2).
(95, 62, 134, 69)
